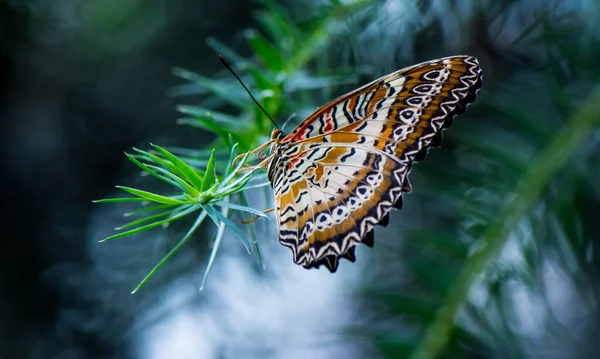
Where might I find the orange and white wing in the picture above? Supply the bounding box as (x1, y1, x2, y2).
(272, 56, 483, 272)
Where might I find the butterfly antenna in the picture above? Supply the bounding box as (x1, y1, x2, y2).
(219, 55, 279, 129)
(281, 112, 297, 131)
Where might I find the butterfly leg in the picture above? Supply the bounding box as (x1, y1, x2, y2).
(235, 155, 273, 174)
(232, 140, 274, 167)
(241, 207, 274, 224)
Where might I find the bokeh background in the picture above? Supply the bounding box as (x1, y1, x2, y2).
(1, 0, 600, 358)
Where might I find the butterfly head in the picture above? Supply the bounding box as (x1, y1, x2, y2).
(270, 128, 285, 142)
(268, 128, 286, 157)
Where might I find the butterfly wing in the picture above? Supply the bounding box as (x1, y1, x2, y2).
(272, 55, 482, 271)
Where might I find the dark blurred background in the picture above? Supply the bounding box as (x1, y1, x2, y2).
(1, 0, 600, 358)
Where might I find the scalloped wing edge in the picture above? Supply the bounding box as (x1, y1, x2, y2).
(298, 56, 483, 273)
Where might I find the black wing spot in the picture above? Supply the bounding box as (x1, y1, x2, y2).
(407, 97, 423, 106)
(401, 109, 414, 120)
(423, 70, 441, 80)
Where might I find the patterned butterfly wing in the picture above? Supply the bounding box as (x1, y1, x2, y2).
(270, 56, 482, 272)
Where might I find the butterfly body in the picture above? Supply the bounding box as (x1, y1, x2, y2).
(259, 56, 483, 272)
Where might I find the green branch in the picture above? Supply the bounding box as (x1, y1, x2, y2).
(411, 86, 600, 359)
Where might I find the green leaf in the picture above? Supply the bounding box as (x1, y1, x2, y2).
(218, 169, 256, 195)
(171, 67, 247, 108)
(285, 71, 361, 92)
(199, 202, 230, 291)
(213, 201, 270, 218)
(93, 197, 148, 203)
(151, 144, 205, 190)
(253, 1, 299, 47)
(237, 192, 265, 267)
(124, 152, 180, 189)
(206, 37, 247, 64)
(116, 210, 173, 230)
(220, 152, 250, 186)
(201, 203, 221, 228)
(124, 204, 176, 216)
(176, 114, 236, 145)
(245, 29, 283, 71)
(100, 205, 200, 242)
(201, 149, 217, 192)
(201, 204, 251, 254)
(115, 186, 187, 205)
(237, 181, 271, 192)
(132, 209, 208, 294)
(132, 148, 188, 179)
(177, 105, 246, 128)
(144, 164, 199, 197)
(224, 142, 239, 175)
(247, 66, 278, 91)
(164, 146, 221, 158)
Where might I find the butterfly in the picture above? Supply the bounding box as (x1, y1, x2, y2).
(240, 55, 482, 272)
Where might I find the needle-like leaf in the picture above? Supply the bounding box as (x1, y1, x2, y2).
(132, 209, 208, 294)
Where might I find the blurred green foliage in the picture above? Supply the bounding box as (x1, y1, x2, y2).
(349, 2, 600, 359)
(96, 0, 600, 358)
